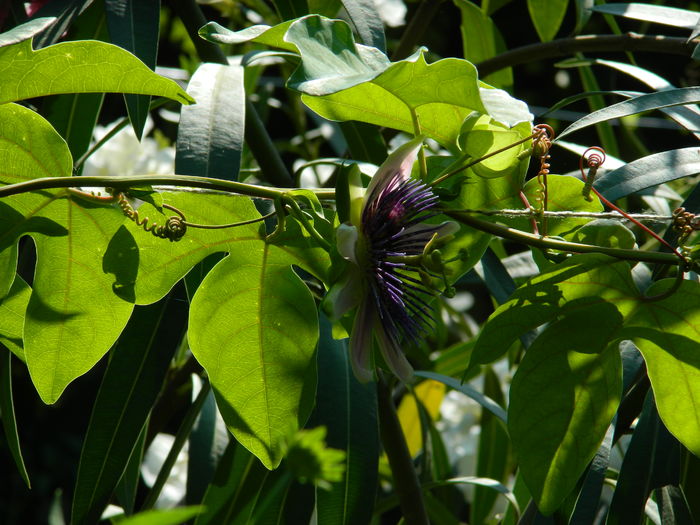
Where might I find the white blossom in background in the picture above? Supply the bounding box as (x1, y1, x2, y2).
(437, 359, 512, 480)
(141, 433, 188, 508)
(82, 119, 174, 178)
(374, 0, 407, 27)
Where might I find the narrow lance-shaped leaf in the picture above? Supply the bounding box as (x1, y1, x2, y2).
(71, 294, 187, 525)
(176, 62, 245, 181)
(311, 315, 379, 525)
(0, 349, 31, 488)
(105, 0, 161, 138)
(556, 87, 700, 140)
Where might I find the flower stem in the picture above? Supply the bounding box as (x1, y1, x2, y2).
(377, 374, 430, 525)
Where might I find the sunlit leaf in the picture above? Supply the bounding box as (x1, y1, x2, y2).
(0, 38, 194, 104)
(189, 242, 319, 468)
(556, 87, 700, 140)
(591, 3, 699, 29)
(527, 0, 568, 42)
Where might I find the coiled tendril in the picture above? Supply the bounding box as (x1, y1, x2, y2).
(115, 192, 187, 242)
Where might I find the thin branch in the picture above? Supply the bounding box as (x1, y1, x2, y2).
(476, 33, 695, 77)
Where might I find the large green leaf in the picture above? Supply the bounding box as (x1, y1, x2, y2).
(188, 241, 319, 469)
(201, 14, 531, 147)
(0, 102, 133, 403)
(508, 300, 623, 515)
(108, 192, 262, 305)
(176, 62, 246, 181)
(0, 37, 193, 104)
(471, 255, 637, 366)
(303, 49, 532, 148)
(71, 295, 187, 525)
(622, 279, 700, 456)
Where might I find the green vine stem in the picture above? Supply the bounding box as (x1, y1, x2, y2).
(444, 209, 697, 270)
(0, 175, 335, 201)
(377, 374, 430, 525)
(1, 176, 696, 268)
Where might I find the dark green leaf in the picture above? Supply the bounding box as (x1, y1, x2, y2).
(471, 367, 509, 525)
(508, 302, 623, 514)
(30, 0, 93, 49)
(176, 62, 245, 181)
(568, 423, 614, 525)
(0, 275, 30, 361)
(312, 316, 379, 525)
(71, 294, 187, 525)
(607, 392, 680, 525)
(105, 0, 160, 139)
(0, 349, 30, 488)
(194, 441, 270, 525)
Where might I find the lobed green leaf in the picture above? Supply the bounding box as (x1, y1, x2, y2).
(0, 38, 194, 104)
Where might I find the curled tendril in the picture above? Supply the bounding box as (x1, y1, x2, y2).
(580, 146, 606, 202)
(115, 192, 187, 241)
(531, 125, 554, 232)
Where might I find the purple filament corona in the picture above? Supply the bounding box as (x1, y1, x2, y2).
(361, 172, 441, 348)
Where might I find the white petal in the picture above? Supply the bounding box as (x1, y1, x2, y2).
(336, 223, 359, 264)
(364, 135, 425, 203)
(374, 322, 414, 382)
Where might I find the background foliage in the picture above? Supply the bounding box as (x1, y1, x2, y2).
(2, 0, 700, 524)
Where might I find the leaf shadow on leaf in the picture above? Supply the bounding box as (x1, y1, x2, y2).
(26, 292, 79, 323)
(102, 225, 139, 303)
(0, 200, 68, 251)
